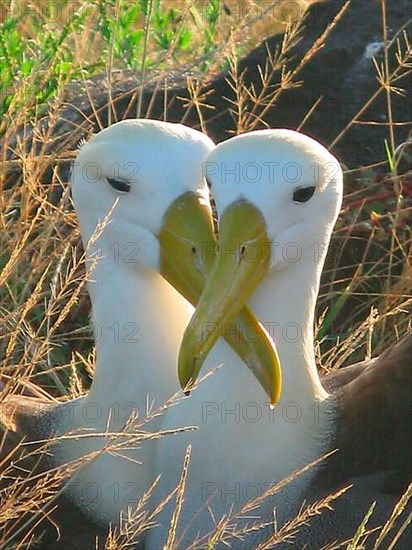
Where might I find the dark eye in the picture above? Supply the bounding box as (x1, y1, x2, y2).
(106, 177, 131, 193)
(293, 186, 316, 203)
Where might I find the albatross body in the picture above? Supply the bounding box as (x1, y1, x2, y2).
(146, 129, 412, 549)
(0, 119, 280, 547)
(1, 119, 217, 534)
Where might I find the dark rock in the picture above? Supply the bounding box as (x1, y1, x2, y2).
(198, 0, 411, 165)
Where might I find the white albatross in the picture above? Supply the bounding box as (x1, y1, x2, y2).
(0, 119, 280, 548)
(146, 129, 412, 549)
(0, 119, 216, 545)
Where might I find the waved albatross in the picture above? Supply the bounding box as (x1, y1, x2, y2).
(146, 129, 412, 549)
(0, 119, 280, 548)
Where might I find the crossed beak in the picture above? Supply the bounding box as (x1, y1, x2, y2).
(161, 194, 281, 405)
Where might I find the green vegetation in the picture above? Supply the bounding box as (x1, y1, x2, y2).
(1, 0, 285, 117)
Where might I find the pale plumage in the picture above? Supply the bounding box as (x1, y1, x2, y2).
(152, 129, 411, 549)
(0, 119, 279, 549)
(1, 119, 216, 544)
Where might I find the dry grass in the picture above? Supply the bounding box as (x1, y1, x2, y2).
(0, 0, 411, 548)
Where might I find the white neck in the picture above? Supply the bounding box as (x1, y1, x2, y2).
(67, 216, 193, 430)
(242, 242, 334, 477)
(52, 235, 194, 522)
(59, 227, 193, 434)
(85, 262, 189, 416)
(250, 253, 329, 409)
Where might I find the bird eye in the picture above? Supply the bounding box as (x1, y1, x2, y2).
(106, 177, 131, 193)
(293, 186, 316, 203)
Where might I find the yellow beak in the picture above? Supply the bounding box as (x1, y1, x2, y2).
(177, 199, 282, 405)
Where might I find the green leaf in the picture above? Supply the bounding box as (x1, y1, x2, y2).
(178, 28, 192, 50)
(347, 502, 376, 549)
(21, 59, 33, 75)
(384, 139, 394, 173)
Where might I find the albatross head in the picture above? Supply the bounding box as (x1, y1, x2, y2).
(71, 119, 215, 301)
(179, 129, 343, 389)
(206, 129, 343, 265)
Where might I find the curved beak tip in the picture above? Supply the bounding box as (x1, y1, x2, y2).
(179, 366, 195, 394)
